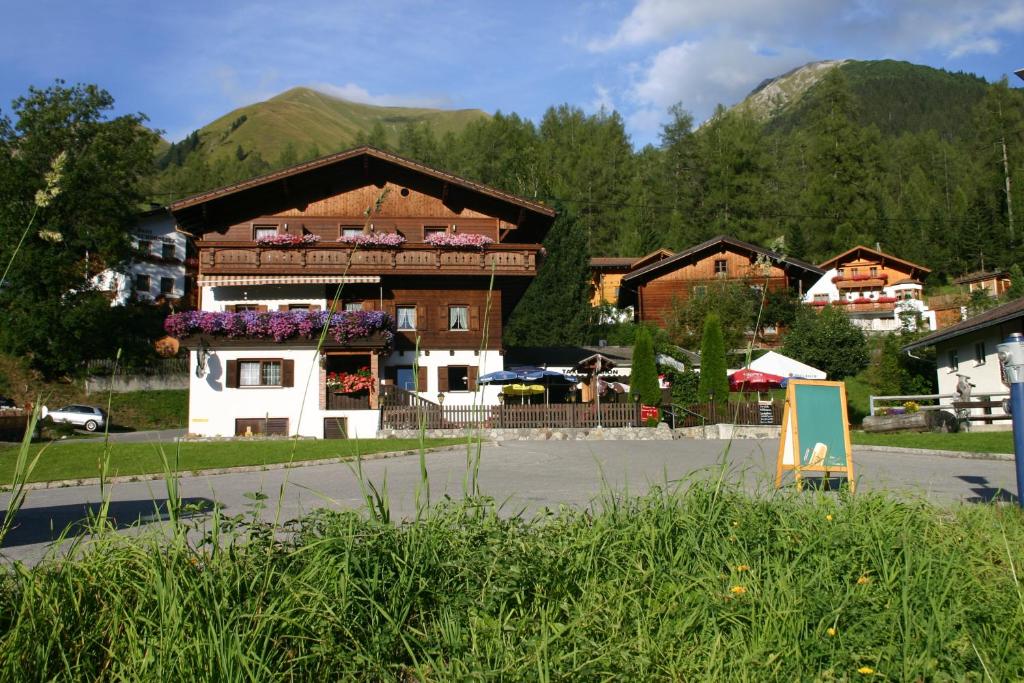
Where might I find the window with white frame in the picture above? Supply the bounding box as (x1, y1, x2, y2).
(239, 360, 282, 387)
(449, 305, 469, 331)
(341, 226, 363, 239)
(253, 226, 277, 241)
(396, 306, 416, 330)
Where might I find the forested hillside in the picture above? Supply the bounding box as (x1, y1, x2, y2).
(149, 62, 1024, 284)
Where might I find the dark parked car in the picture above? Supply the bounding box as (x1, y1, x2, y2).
(0, 396, 16, 410)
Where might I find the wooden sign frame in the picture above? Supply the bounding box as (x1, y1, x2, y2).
(774, 379, 855, 492)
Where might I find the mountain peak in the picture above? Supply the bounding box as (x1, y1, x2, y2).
(734, 60, 849, 121)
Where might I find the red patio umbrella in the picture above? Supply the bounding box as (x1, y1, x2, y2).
(729, 368, 785, 393)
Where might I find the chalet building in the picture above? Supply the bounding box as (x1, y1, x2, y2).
(93, 207, 193, 306)
(617, 236, 823, 340)
(589, 249, 673, 307)
(165, 147, 555, 438)
(804, 246, 936, 333)
(954, 271, 1012, 298)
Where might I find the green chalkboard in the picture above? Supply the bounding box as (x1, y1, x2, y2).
(794, 383, 849, 467)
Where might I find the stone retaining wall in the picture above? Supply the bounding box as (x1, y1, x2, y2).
(85, 374, 189, 394)
(378, 423, 781, 441)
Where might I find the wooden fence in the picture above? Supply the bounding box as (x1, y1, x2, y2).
(381, 402, 641, 430)
(670, 401, 783, 428)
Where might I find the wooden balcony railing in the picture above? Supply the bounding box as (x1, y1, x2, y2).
(197, 241, 541, 276)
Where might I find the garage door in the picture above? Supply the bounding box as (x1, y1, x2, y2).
(323, 417, 348, 439)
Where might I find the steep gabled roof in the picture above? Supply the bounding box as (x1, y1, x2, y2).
(621, 235, 823, 284)
(818, 245, 930, 274)
(169, 146, 556, 239)
(953, 270, 1009, 285)
(590, 248, 674, 272)
(903, 296, 1024, 351)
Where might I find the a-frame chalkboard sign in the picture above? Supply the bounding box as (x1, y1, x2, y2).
(774, 380, 855, 492)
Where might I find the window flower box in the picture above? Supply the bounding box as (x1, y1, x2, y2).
(811, 300, 829, 307)
(164, 310, 394, 347)
(256, 234, 321, 247)
(424, 233, 494, 250)
(337, 233, 406, 248)
(326, 368, 376, 394)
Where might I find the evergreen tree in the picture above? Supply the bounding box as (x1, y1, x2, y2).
(503, 208, 592, 346)
(697, 314, 729, 404)
(628, 326, 661, 406)
(1006, 264, 1024, 300)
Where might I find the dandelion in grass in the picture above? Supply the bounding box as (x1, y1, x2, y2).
(730, 585, 747, 595)
(731, 520, 739, 527)
(857, 575, 871, 585)
(826, 514, 833, 521)
(857, 666, 875, 675)
(826, 627, 837, 637)
(735, 564, 750, 572)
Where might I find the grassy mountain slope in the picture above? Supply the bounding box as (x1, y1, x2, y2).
(736, 59, 990, 138)
(159, 87, 489, 168)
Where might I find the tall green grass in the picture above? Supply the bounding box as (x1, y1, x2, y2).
(0, 479, 1021, 680)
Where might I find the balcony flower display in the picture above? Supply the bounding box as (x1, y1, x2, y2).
(811, 300, 829, 307)
(852, 297, 871, 304)
(424, 232, 494, 250)
(877, 296, 897, 303)
(326, 367, 375, 394)
(337, 232, 406, 248)
(256, 233, 321, 247)
(164, 309, 394, 348)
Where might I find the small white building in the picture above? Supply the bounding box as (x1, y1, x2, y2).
(93, 208, 191, 305)
(803, 245, 936, 333)
(902, 297, 1023, 426)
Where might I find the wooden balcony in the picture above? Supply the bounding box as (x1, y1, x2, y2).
(197, 241, 541, 277)
(844, 301, 896, 313)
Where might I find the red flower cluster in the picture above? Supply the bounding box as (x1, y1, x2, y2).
(326, 367, 375, 394)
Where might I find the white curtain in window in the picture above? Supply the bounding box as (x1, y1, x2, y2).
(397, 307, 416, 330)
(449, 306, 468, 330)
(262, 362, 282, 386)
(240, 361, 260, 386)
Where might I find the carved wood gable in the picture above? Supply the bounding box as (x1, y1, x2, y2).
(275, 182, 490, 220)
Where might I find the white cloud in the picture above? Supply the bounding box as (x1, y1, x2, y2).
(307, 82, 452, 109)
(949, 37, 1001, 58)
(589, 84, 615, 113)
(630, 38, 811, 119)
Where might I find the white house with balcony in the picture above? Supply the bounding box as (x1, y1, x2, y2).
(92, 207, 191, 305)
(803, 245, 936, 333)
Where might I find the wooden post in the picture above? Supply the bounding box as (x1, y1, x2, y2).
(369, 352, 380, 409)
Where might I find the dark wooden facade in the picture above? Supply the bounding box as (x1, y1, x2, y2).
(620, 236, 824, 328)
(170, 147, 556, 353)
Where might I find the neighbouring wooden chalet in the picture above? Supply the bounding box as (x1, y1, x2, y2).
(954, 271, 1012, 298)
(616, 236, 824, 338)
(589, 249, 673, 307)
(166, 146, 555, 438)
(804, 245, 936, 332)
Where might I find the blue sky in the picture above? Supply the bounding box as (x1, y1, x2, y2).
(2, 1, 1022, 147)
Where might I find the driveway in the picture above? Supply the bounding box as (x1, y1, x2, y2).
(0, 439, 1017, 565)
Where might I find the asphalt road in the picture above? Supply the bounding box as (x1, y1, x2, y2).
(0, 438, 1017, 565)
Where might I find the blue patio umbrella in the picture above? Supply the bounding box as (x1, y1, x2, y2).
(478, 370, 520, 385)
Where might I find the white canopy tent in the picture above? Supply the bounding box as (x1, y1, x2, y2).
(748, 351, 826, 380)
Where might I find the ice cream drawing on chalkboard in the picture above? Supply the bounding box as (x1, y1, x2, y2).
(806, 442, 828, 467)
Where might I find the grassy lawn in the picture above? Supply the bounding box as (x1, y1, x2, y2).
(852, 430, 1014, 453)
(104, 390, 188, 431)
(0, 437, 466, 484)
(1, 482, 1021, 679)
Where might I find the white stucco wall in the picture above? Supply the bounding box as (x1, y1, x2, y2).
(93, 211, 188, 305)
(385, 349, 505, 406)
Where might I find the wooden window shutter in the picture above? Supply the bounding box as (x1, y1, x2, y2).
(417, 304, 427, 331)
(437, 305, 448, 331)
(257, 305, 269, 313)
(418, 366, 428, 392)
(278, 305, 289, 312)
(468, 366, 478, 391)
(226, 360, 239, 388)
(224, 305, 236, 313)
(282, 359, 295, 387)
(438, 367, 449, 392)
(469, 306, 480, 330)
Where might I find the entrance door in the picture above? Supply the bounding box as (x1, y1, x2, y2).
(395, 366, 416, 391)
